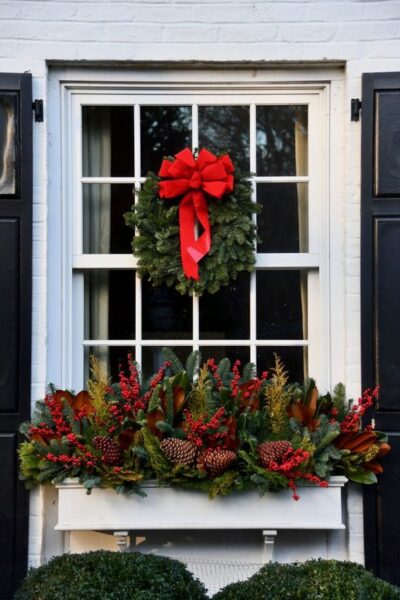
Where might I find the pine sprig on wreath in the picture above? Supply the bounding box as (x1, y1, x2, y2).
(125, 168, 259, 296)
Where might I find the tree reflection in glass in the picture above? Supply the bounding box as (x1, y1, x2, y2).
(199, 106, 250, 171)
(256, 105, 308, 176)
(0, 93, 17, 195)
(141, 106, 192, 175)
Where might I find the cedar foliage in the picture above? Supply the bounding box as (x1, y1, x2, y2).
(125, 170, 258, 296)
(264, 355, 292, 440)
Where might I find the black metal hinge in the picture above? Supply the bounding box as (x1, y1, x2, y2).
(351, 98, 362, 122)
(32, 99, 43, 122)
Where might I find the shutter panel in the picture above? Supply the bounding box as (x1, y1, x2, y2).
(0, 73, 32, 597)
(361, 72, 400, 584)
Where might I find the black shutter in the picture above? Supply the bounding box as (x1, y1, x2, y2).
(0, 73, 32, 598)
(362, 72, 400, 584)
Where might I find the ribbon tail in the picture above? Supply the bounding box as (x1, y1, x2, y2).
(191, 191, 211, 259)
(179, 193, 200, 280)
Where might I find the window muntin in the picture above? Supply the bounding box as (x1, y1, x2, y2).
(71, 90, 324, 384)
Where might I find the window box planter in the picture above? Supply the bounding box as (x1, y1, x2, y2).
(55, 476, 347, 560)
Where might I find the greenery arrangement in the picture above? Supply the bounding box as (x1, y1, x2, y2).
(124, 150, 258, 296)
(14, 550, 207, 600)
(19, 349, 390, 499)
(213, 559, 400, 600)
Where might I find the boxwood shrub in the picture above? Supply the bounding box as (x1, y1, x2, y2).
(14, 550, 207, 600)
(213, 559, 400, 600)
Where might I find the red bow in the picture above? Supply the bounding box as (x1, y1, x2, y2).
(158, 148, 234, 280)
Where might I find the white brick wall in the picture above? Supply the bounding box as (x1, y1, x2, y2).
(1, 0, 399, 576)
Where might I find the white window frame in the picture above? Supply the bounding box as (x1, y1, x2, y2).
(48, 67, 345, 395)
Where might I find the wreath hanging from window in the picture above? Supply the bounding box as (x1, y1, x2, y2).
(125, 148, 259, 296)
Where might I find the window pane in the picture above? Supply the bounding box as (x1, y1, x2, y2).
(256, 105, 308, 176)
(142, 281, 192, 340)
(141, 106, 192, 175)
(199, 272, 250, 340)
(0, 93, 17, 195)
(85, 346, 135, 381)
(84, 270, 135, 340)
(198, 106, 250, 171)
(200, 346, 250, 367)
(257, 346, 307, 382)
(82, 184, 134, 253)
(257, 183, 308, 253)
(142, 346, 191, 380)
(257, 271, 307, 339)
(82, 106, 134, 177)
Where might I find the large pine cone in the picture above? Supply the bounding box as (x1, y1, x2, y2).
(92, 435, 122, 466)
(160, 438, 197, 467)
(202, 449, 236, 477)
(258, 440, 292, 468)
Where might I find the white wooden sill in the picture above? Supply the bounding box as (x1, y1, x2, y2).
(55, 476, 347, 561)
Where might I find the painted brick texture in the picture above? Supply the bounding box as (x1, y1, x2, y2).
(1, 0, 399, 571)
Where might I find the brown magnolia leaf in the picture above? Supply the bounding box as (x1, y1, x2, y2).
(70, 390, 93, 413)
(350, 433, 379, 453)
(118, 428, 137, 450)
(30, 432, 53, 446)
(364, 460, 383, 474)
(53, 389, 74, 407)
(225, 416, 239, 451)
(146, 409, 165, 438)
(334, 431, 357, 449)
(337, 431, 376, 453)
(378, 442, 391, 457)
(173, 386, 186, 413)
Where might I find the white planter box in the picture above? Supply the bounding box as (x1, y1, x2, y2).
(56, 477, 347, 533)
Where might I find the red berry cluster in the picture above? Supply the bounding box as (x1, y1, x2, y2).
(340, 387, 379, 432)
(44, 393, 71, 436)
(230, 360, 242, 397)
(142, 361, 172, 403)
(184, 407, 228, 449)
(29, 422, 55, 439)
(264, 446, 328, 501)
(118, 354, 144, 415)
(206, 359, 223, 390)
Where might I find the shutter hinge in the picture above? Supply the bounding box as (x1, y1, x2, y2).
(32, 99, 43, 122)
(351, 98, 362, 122)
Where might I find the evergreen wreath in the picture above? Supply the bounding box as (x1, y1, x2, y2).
(125, 148, 259, 296)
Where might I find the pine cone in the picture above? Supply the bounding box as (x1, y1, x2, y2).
(202, 449, 236, 477)
(92, 436, 122, 466)
(160, 438, 197, 467)
(258, 440, 292, 468)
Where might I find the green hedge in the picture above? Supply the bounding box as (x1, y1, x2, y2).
(14, 550, 207, 600)
(213, 560, 400, 600)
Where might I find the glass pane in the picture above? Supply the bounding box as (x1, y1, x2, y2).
(200, 346, 250, 367)
(198, 106, 250, 171)
(257, 346, 307, 382)
(0, 93, 17, 195)
(141, 106, 192, 175)
(82, 106, 134, 177)
(257, 271, 307, 339)
(199, 272, 250, 340)
(257, 183, 308, 253)
(85, 346, 135, 381)
(142, 281, 192, 340)
(84, 270, 135, 340)
(256, 105, 308, 176)
(82, 184, 134, 253)
(142, 346, 191, 380)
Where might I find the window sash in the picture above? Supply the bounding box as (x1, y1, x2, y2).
(68, 87, 327, 389)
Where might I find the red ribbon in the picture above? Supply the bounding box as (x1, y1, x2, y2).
(158, 148, 234, 280)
